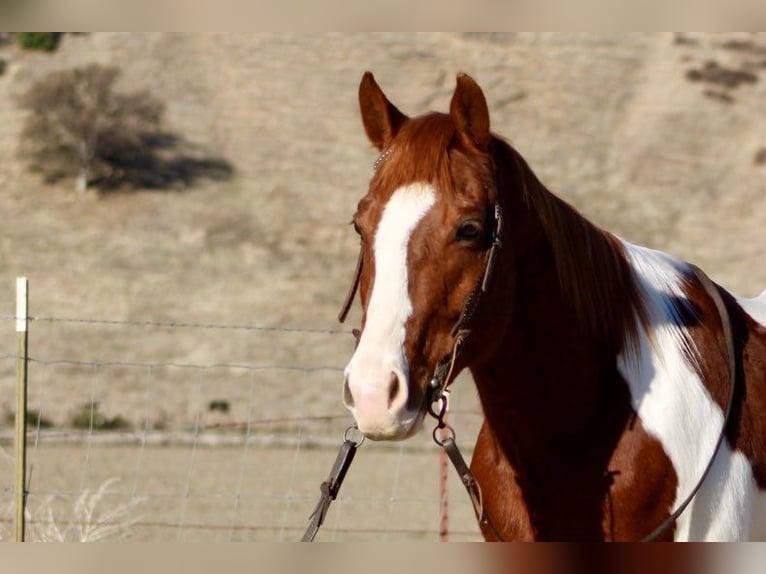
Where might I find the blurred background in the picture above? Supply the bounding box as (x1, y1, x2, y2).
(0, 32, 764, 541)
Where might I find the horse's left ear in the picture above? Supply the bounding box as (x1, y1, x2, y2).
(450, 73, 491, 151)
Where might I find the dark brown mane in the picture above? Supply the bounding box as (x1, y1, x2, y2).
(491, 136, 647, 357)
(374, 108, 646, 358)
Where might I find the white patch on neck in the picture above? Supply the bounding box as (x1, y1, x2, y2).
(345, 183, 436, 394)
(617, 241, 756, 541)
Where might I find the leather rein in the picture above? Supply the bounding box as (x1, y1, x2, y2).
(305, 194, 738, 542)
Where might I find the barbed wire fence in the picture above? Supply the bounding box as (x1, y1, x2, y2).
(0, 280, 484, 542)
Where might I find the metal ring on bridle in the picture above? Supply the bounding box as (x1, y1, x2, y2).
(428, 392, 448, 420)
(433, 422, 456, 447)
(343, 424, 365, 447)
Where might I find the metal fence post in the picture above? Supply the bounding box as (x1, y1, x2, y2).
(14, 277, 28, 542)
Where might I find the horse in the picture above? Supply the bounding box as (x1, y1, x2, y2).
(338, 71, 766, 541)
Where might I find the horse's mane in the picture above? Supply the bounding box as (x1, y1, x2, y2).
(491, 137, 647, 358)
(374, 113, 646, 359)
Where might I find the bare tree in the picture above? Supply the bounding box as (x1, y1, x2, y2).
(18, 64, 164, 193)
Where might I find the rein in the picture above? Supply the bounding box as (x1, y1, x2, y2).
(422, 261, 738, 542)
(305, 192, 738, 541)
(301, 426, 364, 542)
(640, 265, 737, 541)
(423, 202, 506, 541)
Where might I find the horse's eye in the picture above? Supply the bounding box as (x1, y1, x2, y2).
(455, 220, 484, 243)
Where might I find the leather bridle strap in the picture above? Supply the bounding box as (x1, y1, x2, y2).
(430, 203, 504, 394)
(440, 435, 505, 541)
(338, 246, 363, 324)
(429, 265, 737, 542)
(301, 426, 364, 542)
(640, 265, 738, 542)
(424, 203, 506, 540)
(429, 264, 738, 543)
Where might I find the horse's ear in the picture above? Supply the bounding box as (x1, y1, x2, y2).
(359, 72, 407, 151)
(450, 73, 491, 151)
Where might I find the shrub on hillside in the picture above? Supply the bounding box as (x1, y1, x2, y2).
(17, 32, 60, 51)
(71, 402, 131, 431)
(3, 408, 53, 429)
(18, 63, 166, 193)
(18, 63, 234, 193)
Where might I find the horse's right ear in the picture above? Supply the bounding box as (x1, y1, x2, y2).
(358, 72, 407, 151)
(450, 73, 491, 151)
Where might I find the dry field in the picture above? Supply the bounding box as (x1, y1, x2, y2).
(3, 439, 485, 541)
(0, 33, 765, 540)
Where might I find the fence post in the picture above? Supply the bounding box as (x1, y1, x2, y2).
(14, 277, 28, 542)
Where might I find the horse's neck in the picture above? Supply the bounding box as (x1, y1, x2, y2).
(470, 173, 636, 474)
(472, 249, 619, 463)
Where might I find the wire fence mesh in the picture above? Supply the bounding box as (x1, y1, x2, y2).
(0, 312, 485, 541)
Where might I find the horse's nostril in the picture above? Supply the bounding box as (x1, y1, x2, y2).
(387, 372, 400, 410)
(343, 378, 354, 408)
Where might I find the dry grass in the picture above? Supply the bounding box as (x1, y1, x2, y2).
(1, 442, 485, 542)
(0, 477, 145, 542)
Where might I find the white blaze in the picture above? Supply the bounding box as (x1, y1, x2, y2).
(344, 183, 436, 437)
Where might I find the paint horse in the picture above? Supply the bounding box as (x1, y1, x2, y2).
(339, 72, 766, 541)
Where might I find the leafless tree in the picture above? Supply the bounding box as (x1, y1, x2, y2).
(18, 64, 164, 193)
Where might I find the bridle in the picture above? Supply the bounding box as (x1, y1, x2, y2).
(422, 200, 506, 541)
(304, 155, 738, 542)
(303, 199, 505, 542)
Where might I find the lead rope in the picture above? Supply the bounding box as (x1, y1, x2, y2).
(428, 365, 505, 541)
(301, 426, 364, 542)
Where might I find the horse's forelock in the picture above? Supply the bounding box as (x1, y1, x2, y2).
(371, 112, 478, 201)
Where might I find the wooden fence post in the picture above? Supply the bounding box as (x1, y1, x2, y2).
(14, 277, 28, 542)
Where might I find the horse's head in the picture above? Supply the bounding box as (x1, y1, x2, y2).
(342, 72, 509, 440)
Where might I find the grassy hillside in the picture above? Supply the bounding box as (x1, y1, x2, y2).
(0, 33, 764, 428)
